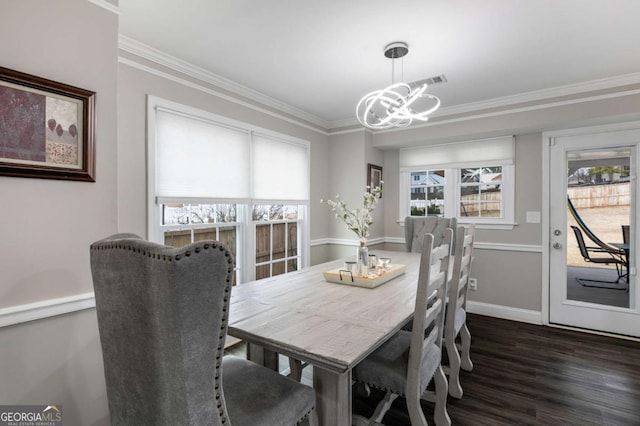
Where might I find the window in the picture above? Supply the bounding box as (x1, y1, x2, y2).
(148, 97, 310, 283)
(410, 170, 445, 216)
(161, 202, 239, 268)
(459, 166, 503, 218)
(253, 204, 300, 279)
(399, 136, 515, 228)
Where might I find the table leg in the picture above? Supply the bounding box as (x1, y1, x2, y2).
(246, 343, 279, 371)
(313, 366, 352, 426)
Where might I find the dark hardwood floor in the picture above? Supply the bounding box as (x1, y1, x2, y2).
(353, 314, 640, 425)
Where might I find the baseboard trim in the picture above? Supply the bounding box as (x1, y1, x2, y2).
(466, 301, 543, 324)
(0, 293, 95, 328)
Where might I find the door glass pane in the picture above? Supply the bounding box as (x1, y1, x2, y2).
(566, 148, 631, 307)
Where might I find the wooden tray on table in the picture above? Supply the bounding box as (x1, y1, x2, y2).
(322, 264, 406, 289)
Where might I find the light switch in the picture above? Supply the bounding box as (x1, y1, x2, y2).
(526, 211, 541, 223)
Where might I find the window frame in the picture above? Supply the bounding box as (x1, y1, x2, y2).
(400, 163, 515, 229)
(147, 96, 310, 283)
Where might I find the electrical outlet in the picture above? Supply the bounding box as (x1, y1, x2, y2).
(469, 278, 478, 291)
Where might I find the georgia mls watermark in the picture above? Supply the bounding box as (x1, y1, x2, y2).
(0, 405, 62, 426)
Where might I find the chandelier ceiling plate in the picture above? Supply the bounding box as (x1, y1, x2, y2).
(384, 42, 408, 59)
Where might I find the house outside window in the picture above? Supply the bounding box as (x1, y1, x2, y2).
(410, 170, 445, 216)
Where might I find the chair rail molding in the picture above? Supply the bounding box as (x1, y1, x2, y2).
(0, 293, 95, 328)
(473, 242, 543, 253)
(312, 238, 542, 253)
(310, 237, 386, 247)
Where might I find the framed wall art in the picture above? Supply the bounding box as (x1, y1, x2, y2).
(0, 66, 96, 181)
(367, 163, 383, 195)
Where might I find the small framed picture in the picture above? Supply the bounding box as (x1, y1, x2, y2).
(367, 163, 383, 195)
(0, 66, 96, 181)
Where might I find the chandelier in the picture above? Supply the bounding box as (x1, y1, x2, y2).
(356, 42, 441, 130)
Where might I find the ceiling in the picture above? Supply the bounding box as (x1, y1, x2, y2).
(119, 1, 640, 129)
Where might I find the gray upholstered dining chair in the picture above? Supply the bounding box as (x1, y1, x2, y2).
(352, 230, 453, 426)
(444, 225, 475, 399)
(404, 216, 457, 252)
(90, 234, 318, 426)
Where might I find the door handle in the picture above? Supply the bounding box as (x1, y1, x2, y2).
(553, 242, 562, 250)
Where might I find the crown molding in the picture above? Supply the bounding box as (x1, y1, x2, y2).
(87, 0, 120, 14)
(117, 34, 640, 134)
(439, 72, 640, 117)
(118, 35, 330, 130)
(374, 87, 640, 136)
(329, 117, 361, 130)
(335, 72, 640, 133)
(119, 57, 330, 136)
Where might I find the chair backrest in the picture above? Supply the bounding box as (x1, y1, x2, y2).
(447, 224, 475, 327)
(622, 225, 630, 245)
(571, 225, 591, 260)
(406, 229, 452, 397)
(404, 216, 457, 252)
(90, 234, 235, 426)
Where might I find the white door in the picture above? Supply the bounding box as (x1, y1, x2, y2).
(547, 124, 640, 337)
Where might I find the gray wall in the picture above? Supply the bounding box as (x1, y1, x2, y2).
(0, 0, 117, 424)
(2, 1, 640, 423)
(376, 133, 544, 311)
(372, 92, 640, 313)
(0, 0, 118, 309)
(117, 54, 331, 260)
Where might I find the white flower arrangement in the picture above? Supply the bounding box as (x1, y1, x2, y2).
(322, 184, 383, 240)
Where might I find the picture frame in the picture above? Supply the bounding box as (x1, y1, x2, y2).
(0, 66, 96, 181)
(367, 163, 383, 195)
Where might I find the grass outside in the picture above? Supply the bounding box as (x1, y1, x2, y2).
(566, 205, 629, 267)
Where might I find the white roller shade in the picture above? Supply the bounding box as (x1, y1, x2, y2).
(252, 133, 309, 202)
(400, 136, 515, 170)
(155, 110, 251, 200)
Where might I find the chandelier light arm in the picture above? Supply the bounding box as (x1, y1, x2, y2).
(356, 41, 442, 130)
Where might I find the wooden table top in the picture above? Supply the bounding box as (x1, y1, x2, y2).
(228, 250, 422, 374)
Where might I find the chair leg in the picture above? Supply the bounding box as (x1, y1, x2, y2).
(445, 336, 463, 399)
(370, 392, 398, 424)
(459, 323, 473, 372)
(433, 365, 452, 426)
(407, 389, 428, 426)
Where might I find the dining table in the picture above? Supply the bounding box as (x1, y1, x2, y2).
(610, 242, 630, 281)
(227, 249, 423, 426)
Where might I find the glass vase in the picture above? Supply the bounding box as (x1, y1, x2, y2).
(357, 239, 369, 276)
